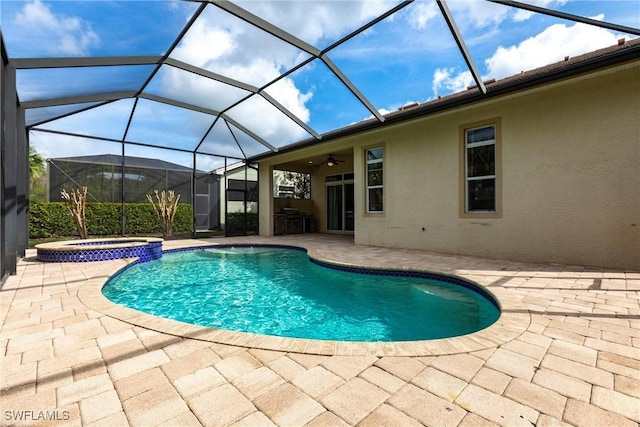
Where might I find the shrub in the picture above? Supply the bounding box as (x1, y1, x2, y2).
(29, 201, 193, 238)
(172, 204, 193, 233)
(226, 212, 258, 235)
(87, 203, 121, 235)
(29, 202, 76, 238)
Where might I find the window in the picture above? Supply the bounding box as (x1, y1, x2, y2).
(462, 121, 500, 215)
(365, 147, 383, 213)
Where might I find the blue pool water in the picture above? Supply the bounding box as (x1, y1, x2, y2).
(102, 246, 500, 342)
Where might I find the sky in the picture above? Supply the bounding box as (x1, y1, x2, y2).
(2, 0, 639, 170)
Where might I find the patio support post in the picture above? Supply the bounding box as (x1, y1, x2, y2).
(192, 152, 196, 237)
(258, 164, 274, 236)
(16, 106, 28, 258)
(120, 142, 126, 236)
(1, 58, 18, 276)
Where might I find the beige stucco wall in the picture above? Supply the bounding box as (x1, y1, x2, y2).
(258, 164, 274, 235)
(259, 62, 640, 270)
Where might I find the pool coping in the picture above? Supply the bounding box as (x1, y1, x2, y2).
(77, 241, 531, 356)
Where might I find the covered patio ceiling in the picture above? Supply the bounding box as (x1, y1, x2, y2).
(3, 0, 639, 171)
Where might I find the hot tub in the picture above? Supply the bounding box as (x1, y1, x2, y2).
(35, 237, 163, 262)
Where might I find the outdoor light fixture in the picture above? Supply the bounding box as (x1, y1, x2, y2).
(315, 155, 345, 168)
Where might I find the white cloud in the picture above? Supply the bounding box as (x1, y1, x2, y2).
(172, 20, 235, 68)
(512, 0, 569, 22)
(432, 67, 474, 95)
(29, 131, 116, 160)
(21, 0, 385, 155)
(236, 0, 391, 46)
(407, 1, 439, 30)
(265, 79, 313, 123)
(410, 0, 569, 30)
(404, 0, 507, 29)
(451, 0, 510, 28)
(485, 17, 621, 79)
(431, 18, 624, 96)
(167, 2, 384, 147)
(14, 0, 99, 56)
(166, 59, 310, 148)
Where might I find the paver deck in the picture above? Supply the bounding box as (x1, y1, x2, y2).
(1, 234, 638, 426)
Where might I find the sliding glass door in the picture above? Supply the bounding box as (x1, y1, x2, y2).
(326, 173, 354, 232)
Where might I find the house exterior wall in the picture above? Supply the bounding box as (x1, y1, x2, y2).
(353, 63, 639, 270)
(258, 61, 639, 270)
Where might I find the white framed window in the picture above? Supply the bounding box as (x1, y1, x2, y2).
(365, 147, 383, 213)
(465, 125, 496, 213)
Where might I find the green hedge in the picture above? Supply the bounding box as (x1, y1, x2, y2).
(29, 202, 193, 238)
(226, 212, 258, 235)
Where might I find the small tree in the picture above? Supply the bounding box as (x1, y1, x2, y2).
(29, 147, 48, 202)
(146, 190, 180, 238)
(61, 187, 88, 239)
(29, 147, 46, 180)
(284, 171, 311, 199)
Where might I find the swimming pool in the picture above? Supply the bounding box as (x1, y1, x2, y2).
(102, 245, 500, 342)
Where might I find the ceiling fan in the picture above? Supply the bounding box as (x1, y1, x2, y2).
(316, 154, 346, 167)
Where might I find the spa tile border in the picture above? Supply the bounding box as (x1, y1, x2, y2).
(35, 237, 163, 263)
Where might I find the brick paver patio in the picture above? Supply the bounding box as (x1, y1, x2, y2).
(1, 234, 638, 426)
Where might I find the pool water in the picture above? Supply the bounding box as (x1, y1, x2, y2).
(103, 246, 500, 342)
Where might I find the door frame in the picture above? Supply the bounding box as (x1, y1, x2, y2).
(325, 172, 354, 234)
